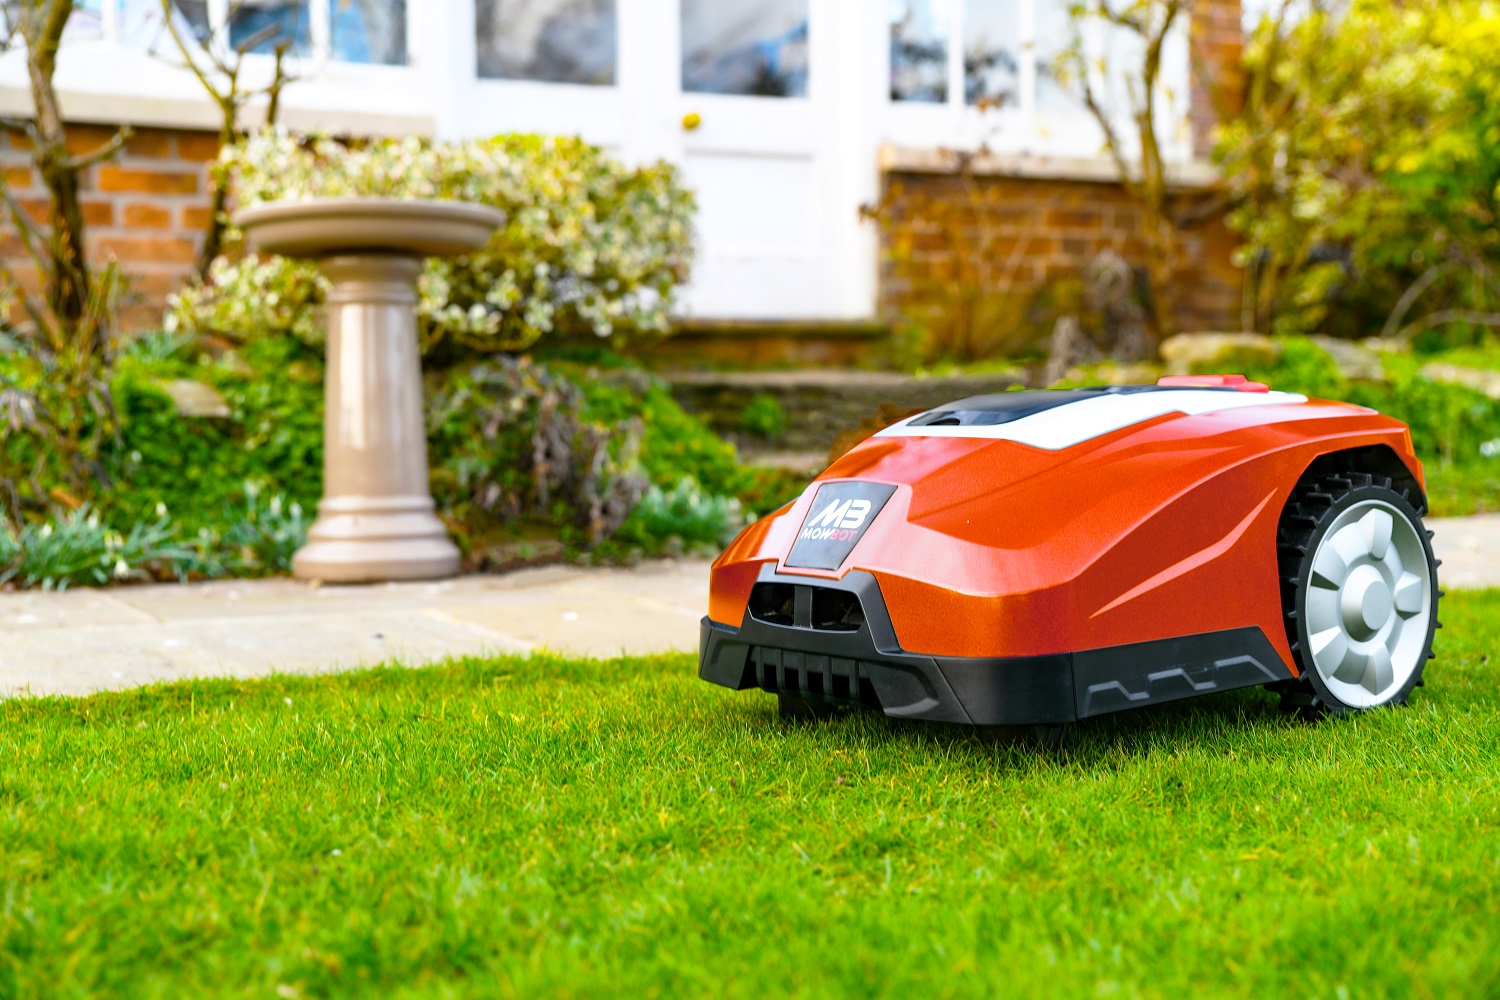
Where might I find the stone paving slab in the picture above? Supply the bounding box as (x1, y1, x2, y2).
(0, 561, 711, 700)
(0, 516, 1495, 701)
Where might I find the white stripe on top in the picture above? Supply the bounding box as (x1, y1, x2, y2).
(875, 390, 1310, 451)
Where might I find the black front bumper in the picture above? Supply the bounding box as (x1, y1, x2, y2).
(699, 566, 1294, 726)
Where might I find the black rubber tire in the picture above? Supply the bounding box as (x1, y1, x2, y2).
(1275, 471, 1441, 718)
(777, 693, 842, 720)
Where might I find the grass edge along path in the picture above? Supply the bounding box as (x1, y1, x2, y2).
(2, 592, 1498, 998)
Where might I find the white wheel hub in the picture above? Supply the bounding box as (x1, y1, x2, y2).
(1303, 498, 1432, 707)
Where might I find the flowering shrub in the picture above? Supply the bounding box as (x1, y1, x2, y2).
(168, 130, 696, 351)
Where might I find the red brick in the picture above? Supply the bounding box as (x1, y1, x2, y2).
(94, 235, 199, 265)
(64, 124, 126, 157)
(81, 199, 114, 227)
(122, 202, 174, 229)
(181, 205, 215, 229)
(124, 129, 174, 158)
(97, 166, 199, 195)
(3, 165, 32, 189)
(176, 132, 222, 162)
(126, 269, 196, 298)
(16, 197, 49, 224)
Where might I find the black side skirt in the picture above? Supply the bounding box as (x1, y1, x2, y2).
(698, 567, 1295, 726)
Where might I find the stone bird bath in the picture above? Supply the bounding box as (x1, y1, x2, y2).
(236, 197, 504, 582)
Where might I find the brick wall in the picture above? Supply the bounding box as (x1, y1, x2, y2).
(878, 171, 1242, 342)
(878, 0, 1246, 344)
(0, 125, 218, 331)
(1192, 0, 1245, 158)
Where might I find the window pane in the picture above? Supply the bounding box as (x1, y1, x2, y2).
(229, 1, 313, 58)
(890, 0, 947, 103)
(1034, 0, 1076, 111)
(475, 0, 617, 85)
(964, 0, 1018, 107)
(681, 0, 809, 98)
(168, 0, 210, 41)
(65, 0, 105, 41)
(331, 0, 407, 65)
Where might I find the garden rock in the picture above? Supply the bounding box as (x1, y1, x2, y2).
(1419, 363, 1500, 400)
(1310, 335, 1385, 382)
(1158, 333, 1281, 374)
(158, 379, 231, 419)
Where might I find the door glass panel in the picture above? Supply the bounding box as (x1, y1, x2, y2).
(65, 0, 106, 41)
(1034, 0, 1076, 110)
(331, 0, 407, 65)
(889, 0, 948, 103)
(166, 1, 210, 41)
(681, 0, 809, 98)
(475, 0, 617, 85)
(964, 0, 1018, 107)
(228, 1, 313, 58)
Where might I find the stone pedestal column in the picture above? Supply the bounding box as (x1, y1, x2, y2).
(236, 198, 504, 583)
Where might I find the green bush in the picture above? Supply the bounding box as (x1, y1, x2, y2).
(107, 335, 324, 528)
(609, 478, 744, 556)
(0, 506, 189, 590)
(168, 130, 696, 352)
(426, 356, 647, 547)
(1220, 1, 1500, 339)
(1241, 338, 1500, 466)
(739, 393, 788, 442)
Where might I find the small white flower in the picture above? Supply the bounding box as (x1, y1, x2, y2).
(1482, 438, 1500, 459)
(112, 559, 130, 579)
(283, 697, 293, 706)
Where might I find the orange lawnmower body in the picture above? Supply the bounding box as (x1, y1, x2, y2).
(698, 381, 1425, 726)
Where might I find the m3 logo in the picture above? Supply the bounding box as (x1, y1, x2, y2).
(785, 482, 897, 571)
(807, 498, 872, 532)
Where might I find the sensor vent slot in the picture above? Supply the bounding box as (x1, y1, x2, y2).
(748, 583, 867, 632)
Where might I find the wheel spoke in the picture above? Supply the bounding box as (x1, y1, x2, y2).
(1311, 626, 1352, 679)
(1361, 508, 1393, 560)
(1393, 572, 1425, 617)
(1363, 646, 1394, 694)
(1311, 544, 1348, 590)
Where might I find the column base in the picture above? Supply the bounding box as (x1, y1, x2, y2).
(292, 496, 461, 583)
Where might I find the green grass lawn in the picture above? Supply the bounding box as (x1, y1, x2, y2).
(4, 594, 1499, 999)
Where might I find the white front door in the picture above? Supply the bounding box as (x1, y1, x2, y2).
(667, 0, 874, 321)
(439, 0, 878, 323)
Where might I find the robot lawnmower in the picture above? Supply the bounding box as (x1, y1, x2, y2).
(699, 375, 1440, 726)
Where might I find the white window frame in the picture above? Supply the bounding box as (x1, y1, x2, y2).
(0, 0, 433, 135)
(879, 0, 1195, 165)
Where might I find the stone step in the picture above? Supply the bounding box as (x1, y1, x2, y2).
(663, 368, 1026, 454)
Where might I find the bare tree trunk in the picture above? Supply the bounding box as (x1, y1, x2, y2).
(14, 0, 131, 358)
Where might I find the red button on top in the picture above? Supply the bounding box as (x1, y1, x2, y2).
(1156, 374, 1270, 393)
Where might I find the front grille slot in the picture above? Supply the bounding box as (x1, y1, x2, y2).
(747, 583, 795, 626)
(749, 582, 867, 632)
(749, 646, 881, 710)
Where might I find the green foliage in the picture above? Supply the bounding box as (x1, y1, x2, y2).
(426, 356, 647, 546)
(107, 335, 324, 528)
(0, 506, 189, 590)
(560, 363, 749, 499)
(738, 392, 788, 442)
(1220, 0, 1500, 340)
(0, 339, 116, 522)
(3, 590, 1500, 995)
(611, 478, 744, 555)
(169, 130, 696, 352)
(1239, 338, 1500, 466)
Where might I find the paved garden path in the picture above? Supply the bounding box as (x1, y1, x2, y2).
(2, 514, 1497, 699)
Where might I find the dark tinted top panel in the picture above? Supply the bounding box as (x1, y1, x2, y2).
(908, 385, 1231, 428)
